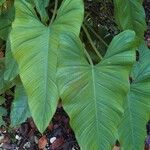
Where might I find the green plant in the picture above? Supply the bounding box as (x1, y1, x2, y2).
(0, 0, 149, 149)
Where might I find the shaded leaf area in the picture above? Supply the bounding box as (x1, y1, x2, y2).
(10, 82, 30, 126)
(114, 0, 147, 39)
(4, 39, 18, 82)
(0, 0, 14, 41)
(0, 54, 15, 95)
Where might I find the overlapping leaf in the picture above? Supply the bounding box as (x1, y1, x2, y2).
(114, 0, 146, 39)
(57, 30, 136, 150)
(33, 0, 49, 23)
(0, 0, 5, 6)
(0, 96, 7, 126)
(0, 3, 14, 40)
(118, 42, 150, 150)
(10, 0, 84, 132)
(4, 39, 18, 81)
(0, 58, 15, 94)
(11, 82, 30, 126)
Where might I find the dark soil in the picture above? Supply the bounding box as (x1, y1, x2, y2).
(0, 99, 80, 150)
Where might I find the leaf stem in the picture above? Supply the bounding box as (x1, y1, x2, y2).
(85, 22, 108, 47)
(82, 25, 102, 60)
(50, 0, 58, 25)
(84, 48, 93, 66)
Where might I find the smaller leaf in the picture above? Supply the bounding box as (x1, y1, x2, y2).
(114, 0, 146, 39)
(33, 0, 49, 23)
(4, 39, 18, 81)
(0, 0, 5, 6)
(0, 4, 14, 40)
(10, 82, 31, 126)
(0, 107, 7, 115)
(0, 116, 5, 126)
(0, 96, 5, 105)
(0, 58, 16, 94)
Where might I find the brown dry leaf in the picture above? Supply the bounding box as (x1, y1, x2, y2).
(38, 135, 47, 150)
(51, 138, 65, 150)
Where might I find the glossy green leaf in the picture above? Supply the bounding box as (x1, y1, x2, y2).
(118, 42, 150, 150)
(114, 0, 146, 39)
(10, 0, 84, 132)
(11, 82, 30, 126)
(57, 30, 136, 150)
(4, 39, 18, 81)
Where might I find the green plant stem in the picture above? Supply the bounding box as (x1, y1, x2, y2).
(84, 48, 93, 66)
(50, 0, 58, 25)
(82, 25, 103, 60)
(85, 22, 108, 47)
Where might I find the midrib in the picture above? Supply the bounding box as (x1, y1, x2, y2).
(91, 65, 100, 146)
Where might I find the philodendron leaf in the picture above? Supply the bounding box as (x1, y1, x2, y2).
(114, 0, 146, 39)
(118, 42, 150, 150)
(57, 30, 136, 150)
(11, 82, 30, 126)
(4, 39, 18, 81)
(10, 0, 84, 132)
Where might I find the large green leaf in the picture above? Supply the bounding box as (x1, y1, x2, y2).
(118, 42, 150, 150)
(11, 82, 31, 126)
(10, 0, 84, 132)
(4, 39, 18, 81)
(114, 0, 146, 39)
(57, 30, 136, 150)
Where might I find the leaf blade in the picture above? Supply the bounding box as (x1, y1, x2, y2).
(10, 0, 84, 132)
(57, 30, 136, 149)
